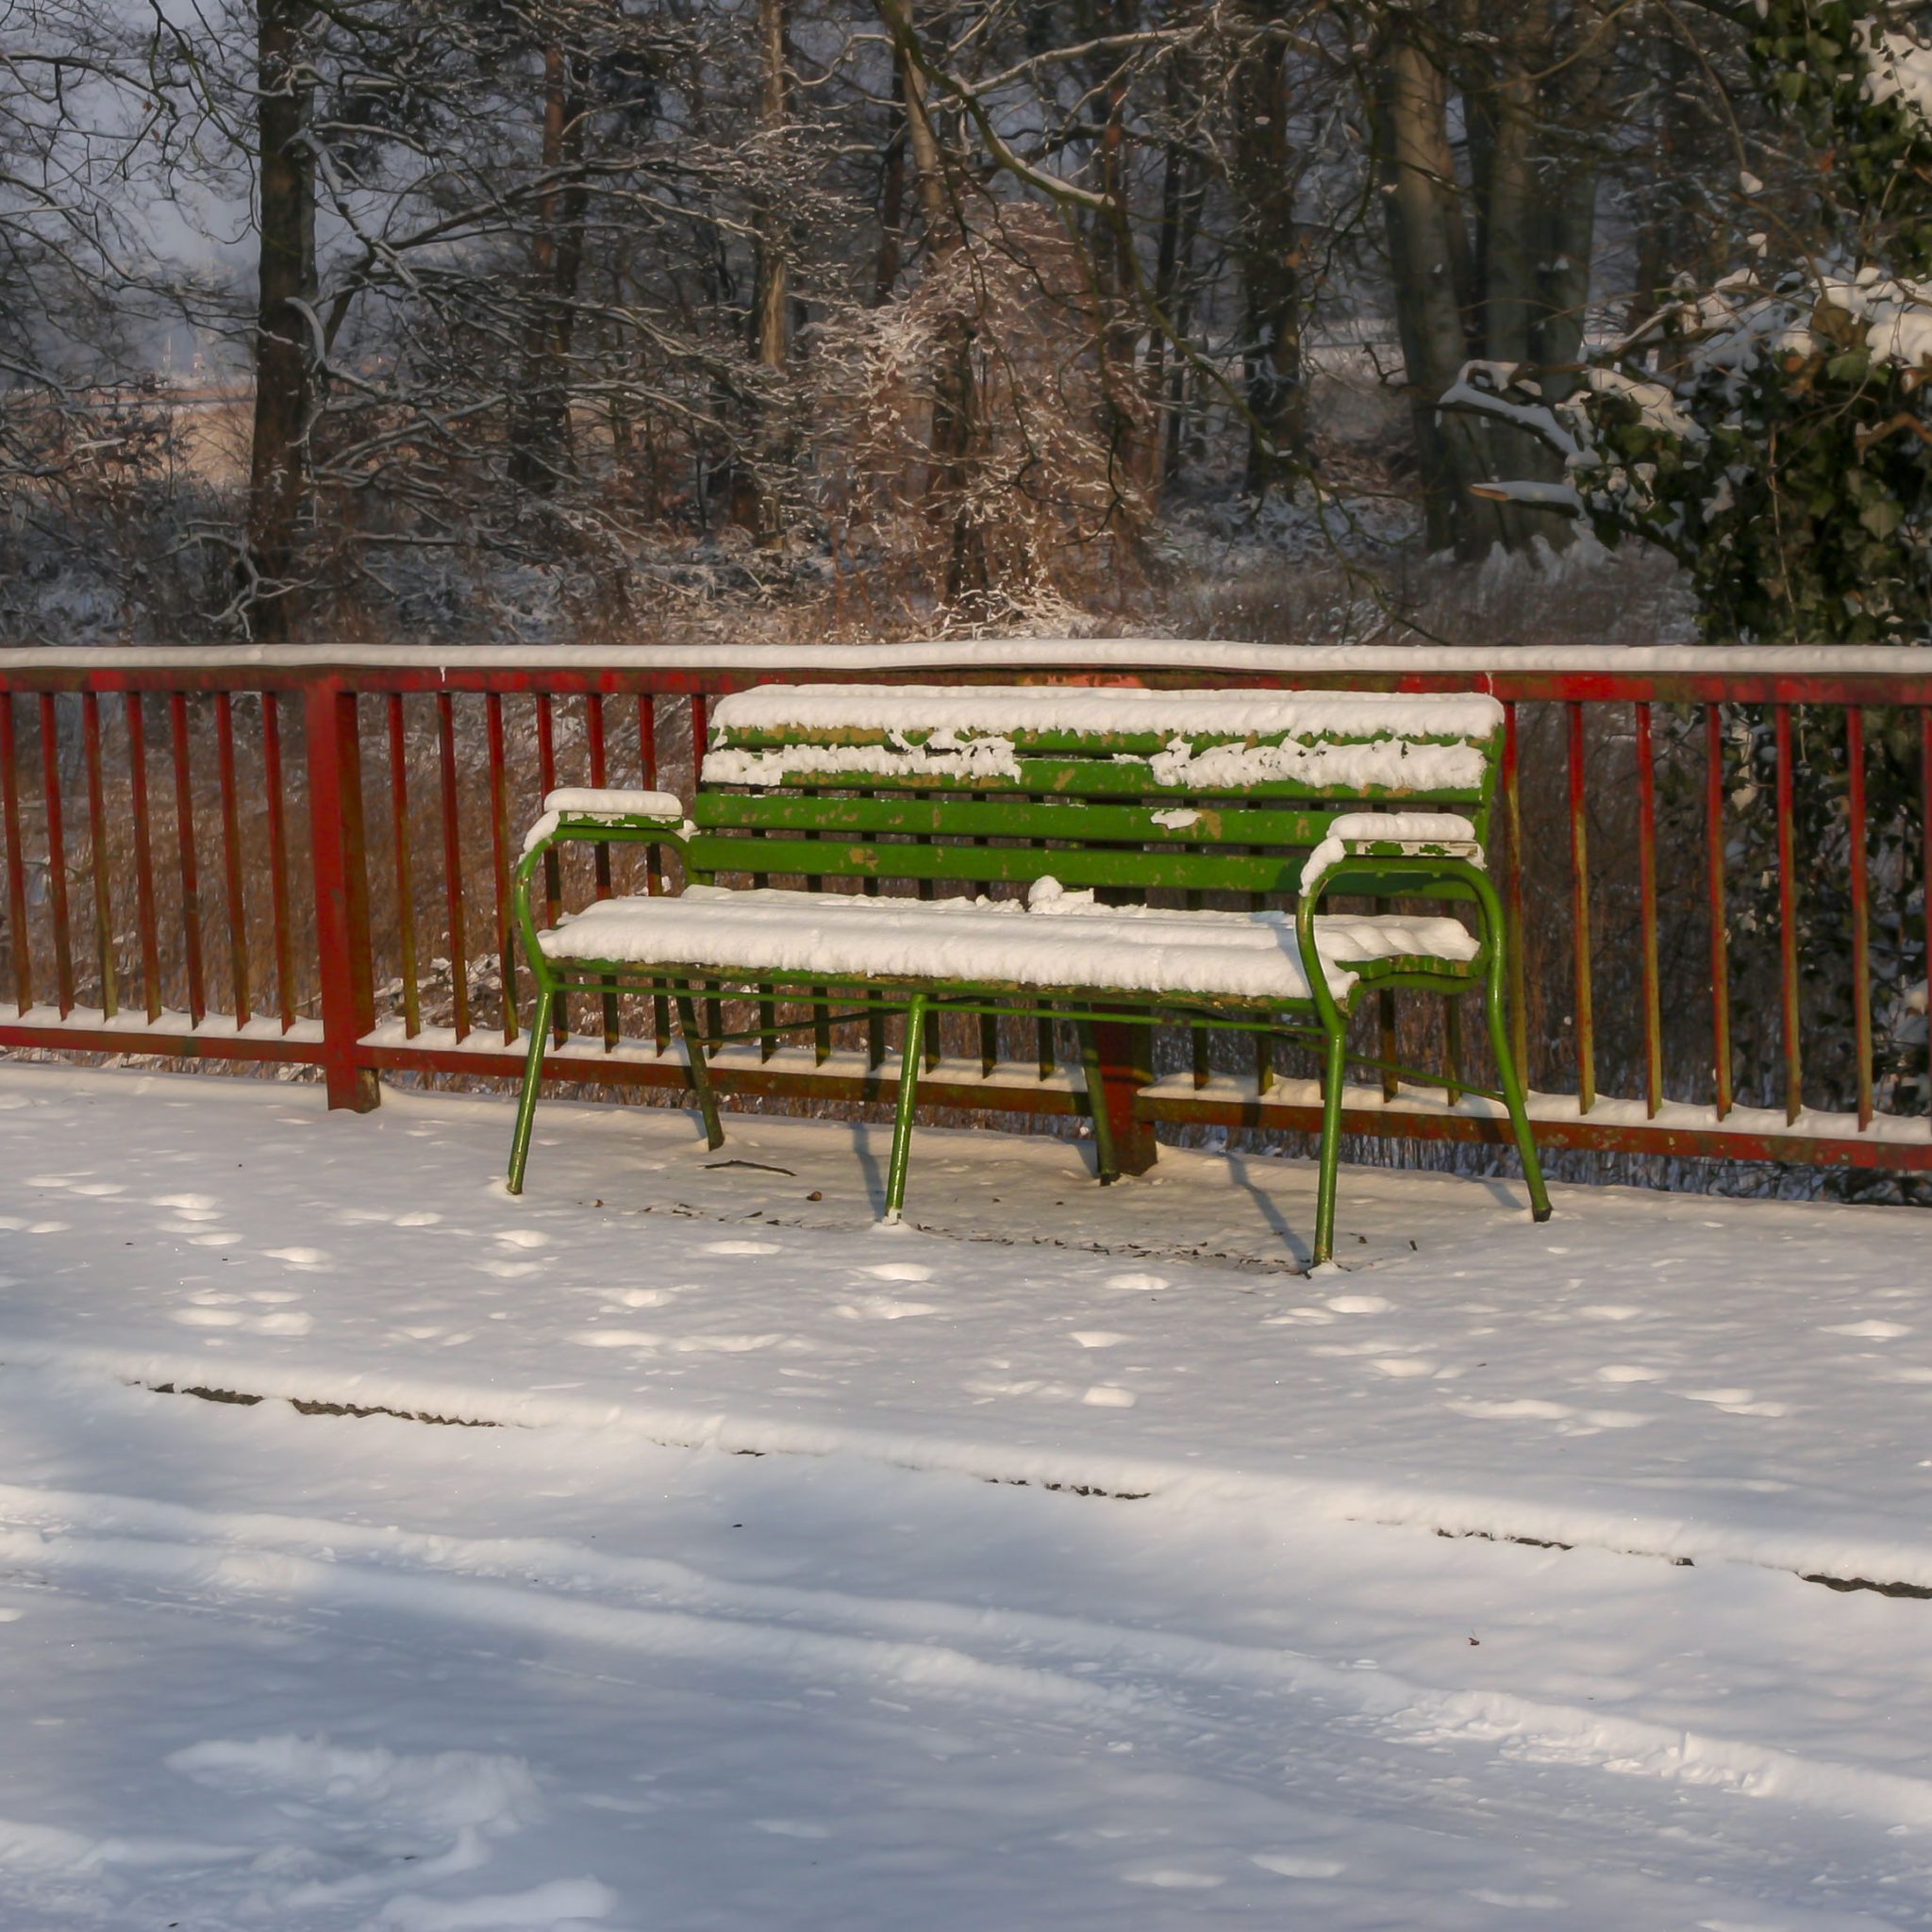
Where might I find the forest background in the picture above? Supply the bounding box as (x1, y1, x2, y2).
(6, 0, 1878, 650)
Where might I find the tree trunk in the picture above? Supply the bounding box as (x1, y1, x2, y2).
(509, 42, 589, 496)
(1143, 105, 1187, 500)
(1228, 10, 1306, 498)
(741, 0, 792, 538)
(1470, 0, 1552, 549)
(1092, 36, 1143, 501)
(1625, 34, 1701, 343)
(891, 0, 986, 609)
(874, 53, 908, 306)
(1159, 83, 1206, 489)
(1530, 0, 1618, 385)
(245, 0, 317, 641)
(1374, 23, 1498, 558)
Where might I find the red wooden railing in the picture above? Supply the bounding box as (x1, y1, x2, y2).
(0, 641, 1927, 1174)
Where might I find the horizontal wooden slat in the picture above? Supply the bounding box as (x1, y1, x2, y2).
(703, 759, 1489, 803)
(694, 793, 1348, 846)
(690, 836, 1307, 894)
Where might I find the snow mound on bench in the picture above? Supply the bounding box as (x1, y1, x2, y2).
(1300, 812, 1485, 892)
(703, 689, 1499, 793)
(522, 789, 687, 856)
(710, 685, 1504, 742)
(536, 885, 1479, 1002)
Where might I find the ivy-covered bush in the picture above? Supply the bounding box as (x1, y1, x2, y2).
(1447, 5, 1930, 1164)
(1448, 268, 1932, 644)
(1450, 3, 1932, 646)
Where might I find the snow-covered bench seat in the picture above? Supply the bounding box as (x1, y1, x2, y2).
(508, 684, 1550, 1266)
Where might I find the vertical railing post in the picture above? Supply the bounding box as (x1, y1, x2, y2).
(1089, 1014, 1158, 1177)
(1635, 702, 1662, 1117)
(1566, 701, 1596, 1114)
(1774, 703, 1803, 1124)
(1705, 704, 1732, 1119)
(1846, 707, 1873, 1130)
(1923, 708, 1932, 1119)
(0, 691, 30, 1015)
(1501, 702, 1528, 1084)
(305, 679, 379, 1111)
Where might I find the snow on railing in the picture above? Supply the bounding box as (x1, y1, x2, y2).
(5, 641, 1932, 676)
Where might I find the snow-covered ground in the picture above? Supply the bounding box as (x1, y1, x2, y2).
(1, 1061, 1929, 1929)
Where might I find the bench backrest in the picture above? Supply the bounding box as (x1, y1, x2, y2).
(690, 684, 1504, 900)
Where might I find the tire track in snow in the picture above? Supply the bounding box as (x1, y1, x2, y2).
(6, 1484, 1932, 1836)
(13, 1340, 1932, 1598)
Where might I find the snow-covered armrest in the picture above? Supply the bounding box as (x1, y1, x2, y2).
(1298, 812, 1485, 895)
(522, 787, 688, 858)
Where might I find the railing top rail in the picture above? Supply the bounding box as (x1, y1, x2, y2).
(4, 640, 1932, 676)
(3, 641, 1931, 709)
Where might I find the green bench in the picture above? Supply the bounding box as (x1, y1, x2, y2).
(508, 684, 1550, 1267)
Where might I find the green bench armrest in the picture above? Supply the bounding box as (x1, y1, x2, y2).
(514, 790, 691, 968)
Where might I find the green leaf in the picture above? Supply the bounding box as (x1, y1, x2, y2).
(1859, 496, 1906, 539)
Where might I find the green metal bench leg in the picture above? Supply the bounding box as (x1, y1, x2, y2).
(1467, 871, 1551, 1224)
(1074, 1018, 1120, 1184)
(506, 983, 554, 1195)
(674, 983, 725, 1151)
(1311, 1024, 1348, 1268)
(884, 991, 928, 1224)
(1484, 971, 1552, 1224)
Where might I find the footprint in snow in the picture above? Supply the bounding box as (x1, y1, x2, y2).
(861, 1261, 933, 1283)
(835, 1296, 936, 1321)
(1251, 1854, 1345, 1879)
(605, 1288, 675, 1308)
(703, 1240, 782, 1256)
(1103, 1272, 1167, 1293)
(1447, 1397, 1573, 1422)
(1820, 1320, 1911, 1339)
(569, 1329, 661, 1350)
(172, 1305, 313, 1337)
(1325, 1294, 1390, 1314)
(1120, 1867, 1224, 1890)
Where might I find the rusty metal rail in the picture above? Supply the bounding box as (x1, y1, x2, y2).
(0, 642, 1927, 1174)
